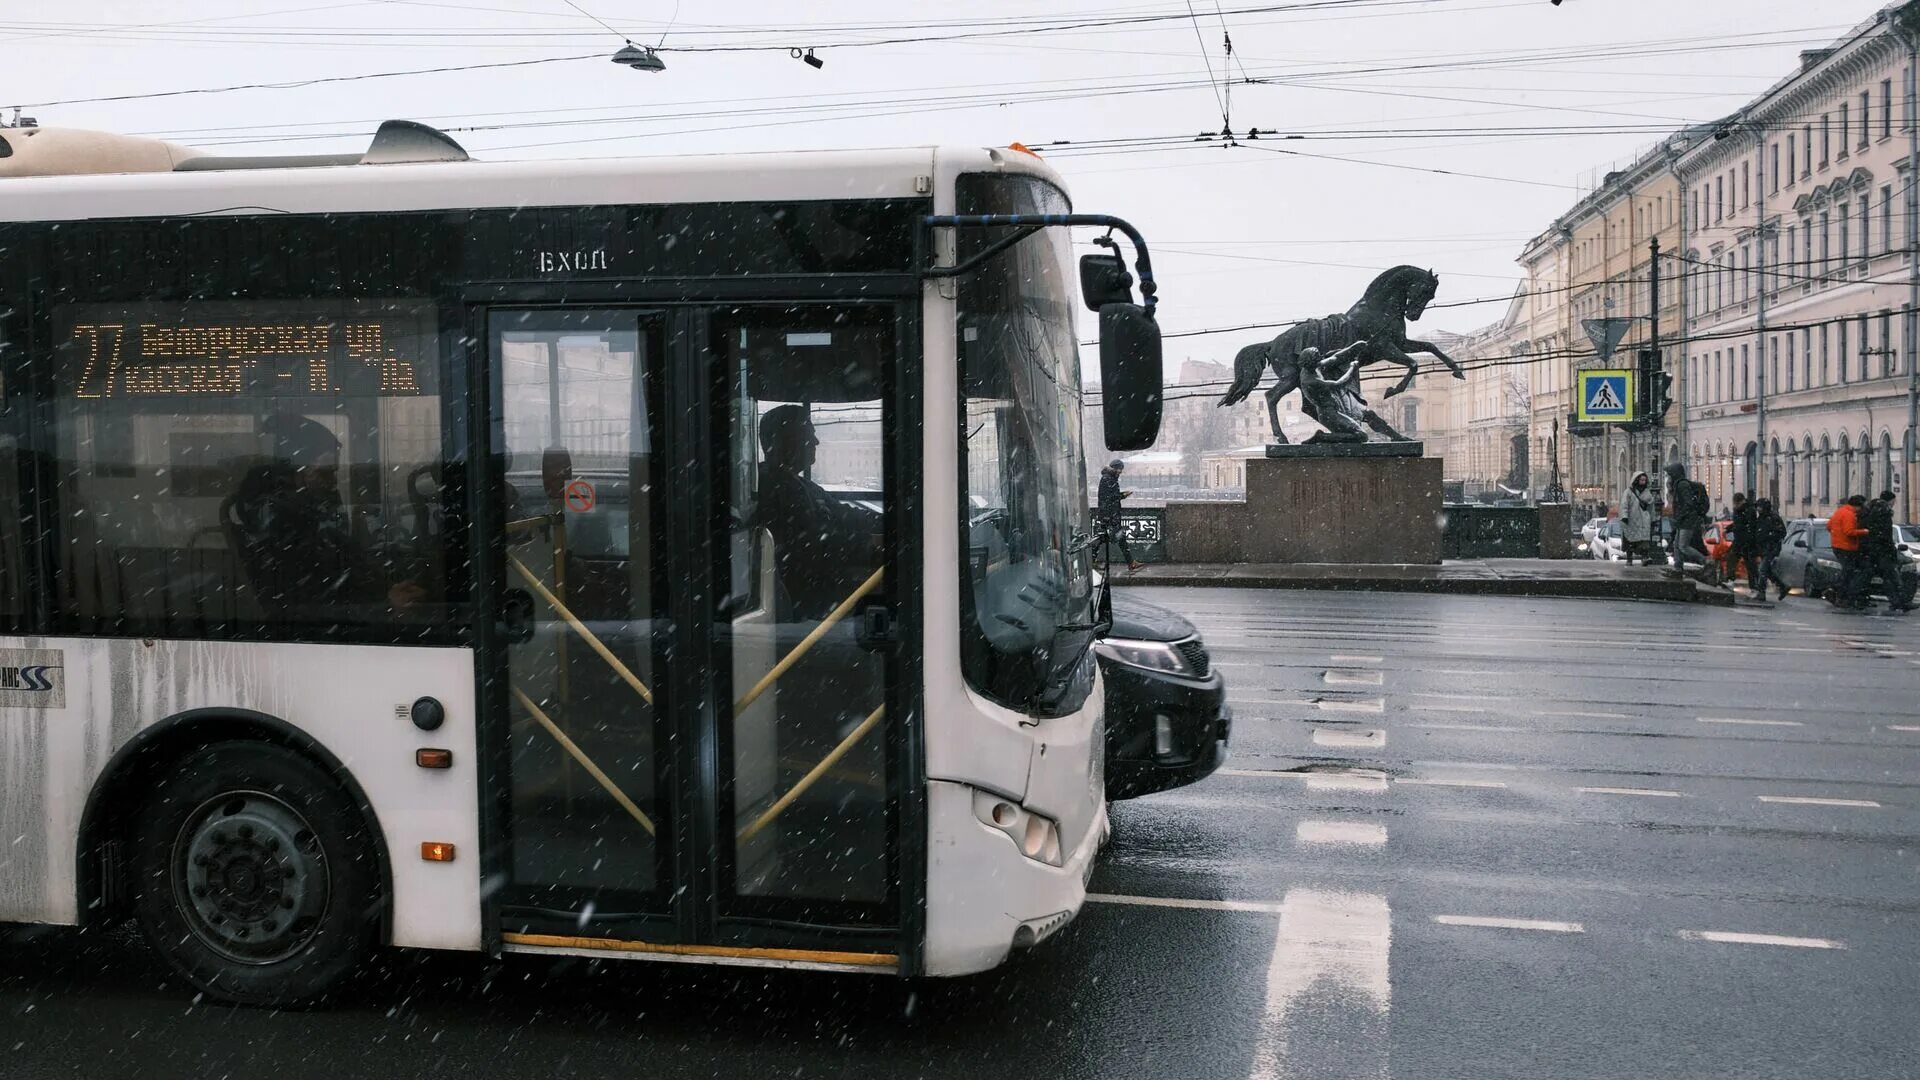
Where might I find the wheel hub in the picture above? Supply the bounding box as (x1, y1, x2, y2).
(174, 792, 330, 965)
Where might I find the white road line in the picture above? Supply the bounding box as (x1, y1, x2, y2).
(1678, 930, 1846, 950)
(1426, 704, 1492, 713)
(1313, 727, 1386, 749)
(1324, 669, 1385, 686)
(1755, 795, 1881, 808)
(1295, 820, 1389, 846)
(1577, 786, 1685, 798)
(1250, 890, 1392, 1080)
(1434, 915, 1584, 933)
(1330, 654, 1383, 664)
(1887, 725, 1920, 732)
(1541, 710, 1631, 720)
(1396, 777, 1509, 788)
(1698, 717, 1804, 727)
(1319, 697, 1386, 714)
(1086, 893, 1286, 915)
(1409, 722, 1527, 733)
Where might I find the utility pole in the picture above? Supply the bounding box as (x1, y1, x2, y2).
(1754, 128, 1768, 501)
(1908, 23, 1920, 523)
(1649, 233, 1662, 492)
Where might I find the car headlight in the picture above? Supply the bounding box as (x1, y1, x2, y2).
(1094, 637, 1192, 675)
(1815, 557, 1841, 569)
(1576, 542, 1589, 552)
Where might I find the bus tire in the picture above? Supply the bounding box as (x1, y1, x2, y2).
(130, 740, 381, 1006)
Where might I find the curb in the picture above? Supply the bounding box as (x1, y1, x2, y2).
(1118, 571, 1733, 606)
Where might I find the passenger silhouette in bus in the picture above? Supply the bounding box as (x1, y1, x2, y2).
(227, 413, 427, 619)
(753, 404, 881, 619)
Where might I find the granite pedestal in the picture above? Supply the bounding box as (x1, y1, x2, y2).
(1164, 443, 1443, 564)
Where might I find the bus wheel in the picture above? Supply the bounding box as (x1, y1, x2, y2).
(131, 740, 380, 1006)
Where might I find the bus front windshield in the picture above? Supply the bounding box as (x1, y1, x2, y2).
(956, 172, 1096, 717)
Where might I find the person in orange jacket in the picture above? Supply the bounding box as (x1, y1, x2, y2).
(1827, 495, 1869, 609)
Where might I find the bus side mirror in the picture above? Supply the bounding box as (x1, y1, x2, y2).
(1079, 253, 1135, 311)
(1099, 303, 1162, 451)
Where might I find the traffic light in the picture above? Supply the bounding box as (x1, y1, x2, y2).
(1638, 349, 1673, 426)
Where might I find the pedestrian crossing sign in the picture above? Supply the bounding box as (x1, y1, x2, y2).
(1577, 369, 1634, 422)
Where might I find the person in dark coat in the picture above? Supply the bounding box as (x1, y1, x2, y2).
(1664, 462, 1709, 574)
(1727, 491, 1757, 590)
(1748, 496, 1789, 602)
(1097, 459, 1144, 572)
(1861, 489, 1915, 612)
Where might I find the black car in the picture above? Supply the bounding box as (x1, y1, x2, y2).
(1098, 592, 1231, 800)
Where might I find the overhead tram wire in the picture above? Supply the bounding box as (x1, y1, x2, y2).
(1184, 0, 1229, 130)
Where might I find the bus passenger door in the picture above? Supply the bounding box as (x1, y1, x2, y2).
(484, 308, 678, 942)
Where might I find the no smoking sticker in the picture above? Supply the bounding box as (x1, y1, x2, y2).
(564, 479, 596, 512)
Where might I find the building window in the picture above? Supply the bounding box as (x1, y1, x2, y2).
(1884, 79, 1895, 138)
(1838, 205, 1850, 274)
(1741, 343, 1750, 400)
(1839, 319, 1849, 383)
(1741, 244, 1751, 301)
(1820, 211, 1831, 277)
(1803, 328, 1812, 388)
(1858, 314, 1871, 381)
(1786, 224, 1797, 277)
(1715, 176, 1724, 222)
(1769, 143, 1780, 193)
(1880, 310, 1894, 377)
(1768, 232, 1780, 294)
(1821, 113, 1830, 166)
(1786, 134, 1797, 184)
(1713, 350, 1723, 402)
(1803, 124, 1813, 175)
(1860, 90, 1872, 147)
(1769, 335, 1779, 394)
(1741, 161, 1750, 207)
(1839, 103, 1850, 157)
(1820, 324, 1829, 385)
(1858, 197, 1869, 263)
(1882, 185, 1894, 253)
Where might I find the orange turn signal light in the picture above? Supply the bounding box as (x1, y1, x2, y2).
(421, 841, 456, 862)
(416, 748, 453, 769)
(1008, 141, 1041, 157)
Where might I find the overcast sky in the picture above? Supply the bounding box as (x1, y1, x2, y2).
(2, 0, 1890, 375)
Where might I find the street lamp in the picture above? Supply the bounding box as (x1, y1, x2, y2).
(611, 42, 666, 72)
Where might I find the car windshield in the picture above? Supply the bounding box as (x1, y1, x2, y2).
(1606, 520, 1622, 538)
(954, 172, 1096, 716)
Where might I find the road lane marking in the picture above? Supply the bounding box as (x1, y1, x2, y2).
(1318, 697, 1385, 713)
(1250, 890, 1391, 1080)
(1396, 777, 1508, 788)
(1887, 725, 1920, 732)
(1330, 654, 1383, 664)
(1324, 669, 1385, 686)
(1295, 820, 1389, 846)
(1410, 722, 1527, 733)
(1221, 768, 1390, 793)
(1434, 915, 1584, 933)
(1313, 727, 1386, 748)
(1577, 786, 1685, 798)
(1678, 930, 1846, 950)
(1541, 710, 1630, 719)
(1087, 893, 1285, 915)
(1426, 704, 1491, 713)
(1755, 795, 1881, 808)
(1698, 717, 1804, 727)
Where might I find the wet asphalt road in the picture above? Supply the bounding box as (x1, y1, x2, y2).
(5, 588, 1919, 1079)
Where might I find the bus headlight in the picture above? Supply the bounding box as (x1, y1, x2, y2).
(973, 790, 1063, 866)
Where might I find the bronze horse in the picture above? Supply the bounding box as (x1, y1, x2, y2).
(1217, 265, 1464, 442)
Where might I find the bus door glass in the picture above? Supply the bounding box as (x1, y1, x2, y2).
(715, 305, 898, 927)
(488, 309, 671, 926)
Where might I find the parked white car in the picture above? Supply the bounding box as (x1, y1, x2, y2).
(1587, 518, 1624, 561)
(1578, 516, 1609, 555)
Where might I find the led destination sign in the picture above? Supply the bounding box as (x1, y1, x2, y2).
(61, 305, 431, 400)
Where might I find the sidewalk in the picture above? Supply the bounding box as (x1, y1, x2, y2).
(1119, 558, 1733, 605)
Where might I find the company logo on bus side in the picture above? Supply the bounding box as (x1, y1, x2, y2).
(0, 649, 64, 708)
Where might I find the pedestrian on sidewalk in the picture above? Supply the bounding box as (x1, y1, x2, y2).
(1728, 491, 1757, 591)
(1097, 458, 1145, 572)
(1751, 497, 1788, 602)
(1862, 489, 1915, 613)
(1827, 494, 1870, 609)
(1620, 471, 1655, 565)
(1664, 462, 1709, 575)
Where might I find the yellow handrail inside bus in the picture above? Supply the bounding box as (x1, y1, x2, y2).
(737, 704, 884, 843)
(731, 565, 884, 716)
(508, 554, 654, 707)
(511, 685, 657, 836)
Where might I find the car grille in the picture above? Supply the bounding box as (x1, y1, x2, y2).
(1174, 636, 1210, 678)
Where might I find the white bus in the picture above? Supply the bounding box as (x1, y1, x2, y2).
(0, 121, 1163, 1003)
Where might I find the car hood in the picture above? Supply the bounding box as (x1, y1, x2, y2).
(1107, 592, 1197, 642)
